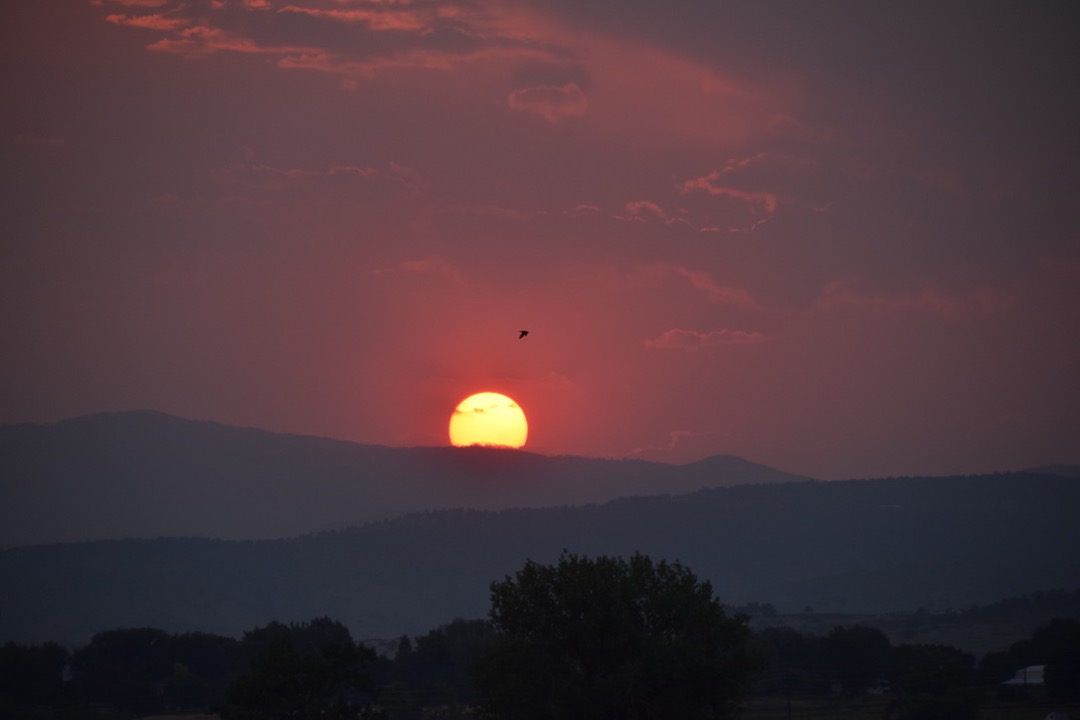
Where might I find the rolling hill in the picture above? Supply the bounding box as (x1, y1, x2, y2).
(2, 471, 1077, 647)
(0, 411, 808, 548)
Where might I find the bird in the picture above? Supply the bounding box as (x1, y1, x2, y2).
(518, 330, 529, 339)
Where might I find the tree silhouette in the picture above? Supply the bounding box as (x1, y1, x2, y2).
(0, 641, 69, 714)
(821, 625, 892, 695)
(221, 617, 375, 720)
(71, 627, 174, 715)
(889, 643, 977, 720)
(477, 551, 752, 720)
(983, 618, 1080, 701)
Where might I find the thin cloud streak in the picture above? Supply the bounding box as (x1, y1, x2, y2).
(644, 328, 768, 351)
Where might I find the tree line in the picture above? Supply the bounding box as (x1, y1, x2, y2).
(2, 551, 1078, 719)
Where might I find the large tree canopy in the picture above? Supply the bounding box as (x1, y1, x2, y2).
(221, 617, 374, 720)
(477, 551, 752, 720)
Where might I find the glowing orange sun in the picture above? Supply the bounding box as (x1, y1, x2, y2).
(448, 392, 528, 449)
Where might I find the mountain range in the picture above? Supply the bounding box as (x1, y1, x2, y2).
(0, 411, 807, 548)
(1, 412, 1078, 649)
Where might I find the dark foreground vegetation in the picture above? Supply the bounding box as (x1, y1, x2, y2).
(2, 553, 1079, 720)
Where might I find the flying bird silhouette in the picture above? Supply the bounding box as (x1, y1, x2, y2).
(518, 330, 529, 339)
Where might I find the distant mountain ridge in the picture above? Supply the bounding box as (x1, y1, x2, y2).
(1, 471, 1077, 647)
(0, 411, 808, 548)
(1025, 463, 1080, 478)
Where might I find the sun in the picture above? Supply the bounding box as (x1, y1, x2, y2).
(448, 392, 528, 449)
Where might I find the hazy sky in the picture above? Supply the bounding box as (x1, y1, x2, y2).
(2, 0, 1078, 479)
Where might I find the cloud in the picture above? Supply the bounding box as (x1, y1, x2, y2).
(628, 427, 735, 463)
(277, 6, 429, 32)
(397, 256, 463, 282)
(626, 200, 665, 218)
(325, 165, 378, 185)
(211, 162, 378, 186)
(132, 0, 559, 79)
(386, 162, 427, 192)
(671, 266, 759, 308)
(562, 203, 601, 216)
(92, 0, 168, 6)
(106, 14, 189, 31)
(372, 255, 464, 283)
(644, 328, 767, 351)
(584, 263, 760, 309)
(723, 216, 772, 234)
(95, 0, 782, 152)
(680, 172, 778, 214)
(815, 281, 1009, 317)
(508, 82, 588, 123)
(616, 200, 666, 222)
(147, 25, 278, 56)
(440, 203, 527, 220)
(272, 40, 555, 81)
(205, 161, 402, 210)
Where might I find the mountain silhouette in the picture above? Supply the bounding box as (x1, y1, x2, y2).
(0, 411, 807, 548)
(1, 471, 1077, 647)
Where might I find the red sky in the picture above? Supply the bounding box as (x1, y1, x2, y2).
(2, 0, 1078, 479)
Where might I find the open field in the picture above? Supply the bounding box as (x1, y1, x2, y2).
(740, 695, 890, 719)
(118, 696, 1080, 720)
(738, 695, 1080, 720)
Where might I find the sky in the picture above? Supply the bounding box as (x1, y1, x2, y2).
(2, 0, 1078, 480)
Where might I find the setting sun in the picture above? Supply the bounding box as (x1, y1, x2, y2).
(448, 392, 528, 449)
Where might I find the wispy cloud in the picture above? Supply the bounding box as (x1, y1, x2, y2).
(644, 328, 767, 351)
(671, 266, 759, 308)
(617, 200, 666, 221)
(508, 82, 588, 123)
(561, 203, 602, 216)
(584, 263, 760, 309)
(439, 204, 527, 220)
(277, 5, 429, 32)
(106, 13, 189, 31)
(398, 256, 464, 282)
(628, 428, 727, 460)
(815, 281, 1010, 317)
(129, 0, 560, 80)
(211, 163, 370, 192)
(92, 0, 168, 6)
(147, 25, 282, 56)
(372, 255, 464, 283)
(680, 173, 778, 214)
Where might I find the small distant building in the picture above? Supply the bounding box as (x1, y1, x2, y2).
(1002, 664, 1045, 686)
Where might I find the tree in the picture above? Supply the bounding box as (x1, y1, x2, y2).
(0, 641, 69, 714)
(69, 627, 241, 715)
(888, 643, 977, 720)
(381, 619, 496, 719)
(476, 551, 752, 720)
(1032, 618, 1080, 701)
(749, 626, 829, 696)
(403, 619, 494, 706)
(165, 631, 243, 710)
(979, 617, 1080, 701)
(221, 617, 375, 720)
(71, 627, 175, 715)
(821, 625, 892, 695)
